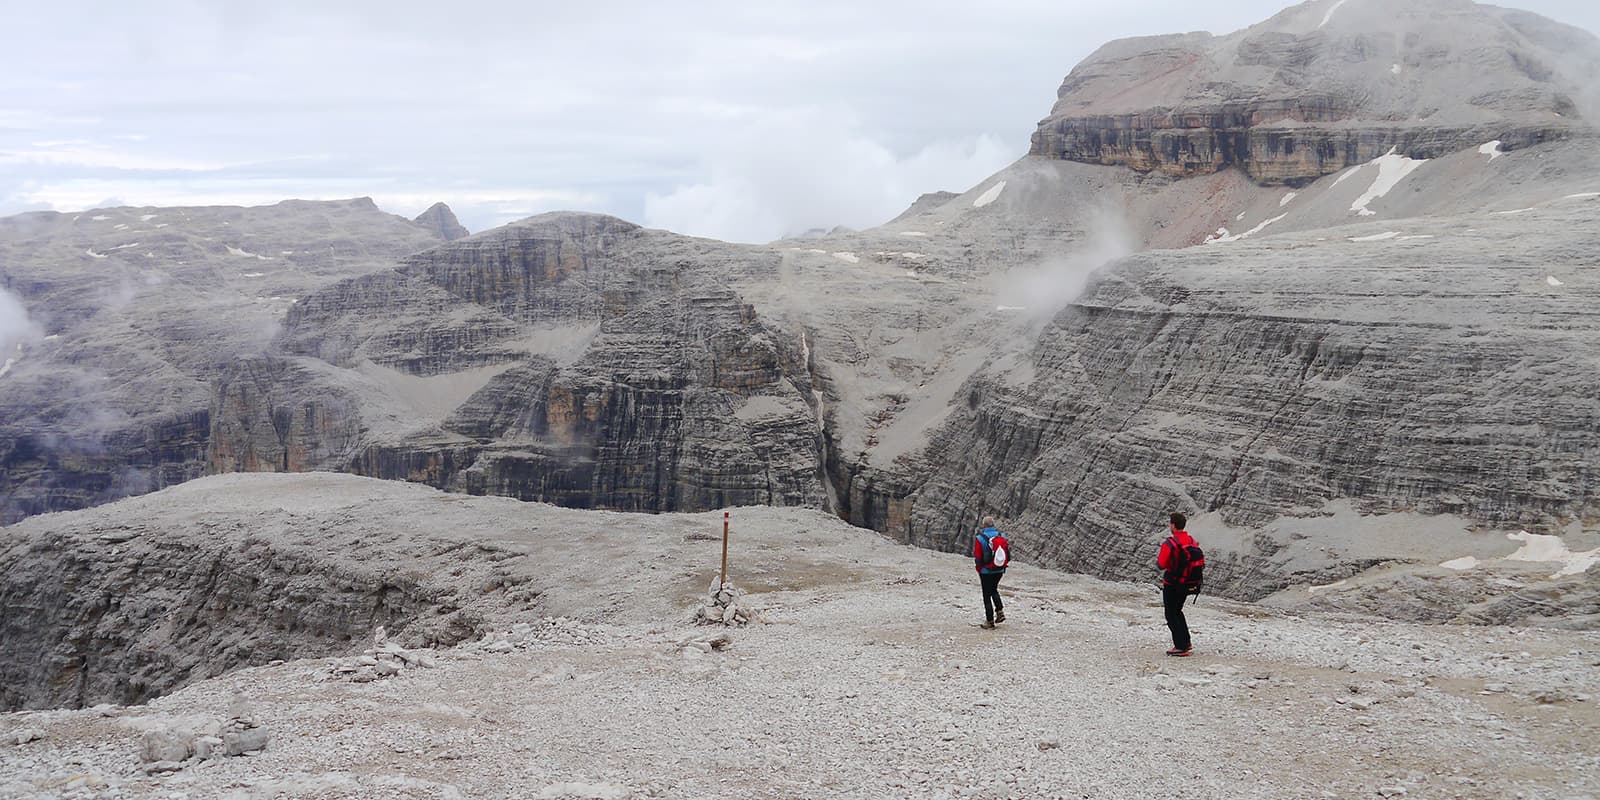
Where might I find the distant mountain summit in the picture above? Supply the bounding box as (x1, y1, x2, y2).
(1030, 0, 1600, 184)
(413, 202, 470, 241)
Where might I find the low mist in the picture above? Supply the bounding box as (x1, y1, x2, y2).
(0, 285, 42, 355)
(990, 210, 1136, 320)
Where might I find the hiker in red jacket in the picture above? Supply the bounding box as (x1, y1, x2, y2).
(1156, 512, 1201, 656)
(972, 516, 1010, 629)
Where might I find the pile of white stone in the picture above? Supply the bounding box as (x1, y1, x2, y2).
(695, 578, 758, 626)
(478, 617, 603, 653)
(325, 627, 438, 682)
(138, 695, 269, 774)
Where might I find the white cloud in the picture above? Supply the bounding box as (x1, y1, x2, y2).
(644, 108, 1014, 242)
(0, 285, 44, 351)
(1, 0, 1596, 239)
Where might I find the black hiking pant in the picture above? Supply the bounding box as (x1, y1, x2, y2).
(1163, 584, 1191, 651)
(980, 571, 1005, 623)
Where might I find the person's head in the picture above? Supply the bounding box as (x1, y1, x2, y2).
(1169, 512, 1187, 532)
(982, 515, 996, 530)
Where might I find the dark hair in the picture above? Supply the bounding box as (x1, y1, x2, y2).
(1170, 512, 1187, 530)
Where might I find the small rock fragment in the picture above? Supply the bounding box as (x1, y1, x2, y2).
(224, 727, 270, 756)
(141, 730, 191, 763)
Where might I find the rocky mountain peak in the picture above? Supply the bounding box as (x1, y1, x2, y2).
(1030, 0, 1600, 185)
(413, 201, 470, 241)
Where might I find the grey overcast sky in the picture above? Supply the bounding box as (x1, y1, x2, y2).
(2, 0, 1597, 242)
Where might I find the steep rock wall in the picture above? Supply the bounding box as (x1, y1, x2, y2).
(862, 203, 1600, 598)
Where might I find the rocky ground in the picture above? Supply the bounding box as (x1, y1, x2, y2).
(2, 475, 1596, 799)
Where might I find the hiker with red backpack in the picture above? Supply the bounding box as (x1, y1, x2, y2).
(1157, 512, 1204, 656)
(973, 516, 1010, 629)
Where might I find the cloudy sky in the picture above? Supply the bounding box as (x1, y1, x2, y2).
(3, 0, 1597, 242)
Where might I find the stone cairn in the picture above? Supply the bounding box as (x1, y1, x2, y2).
(326, 626, 438, 682)
(696, 577, 758, 626)
(138, 694, 270, 774)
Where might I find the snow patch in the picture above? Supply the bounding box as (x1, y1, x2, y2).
(1563, 192, 1599, 199)
(1350, 149, 1428, 216)
(242, 272, 266, 278)
(1308, 579, 1348, 594)
(1546, 276, 1564, 287)
(1505, 531, 1600, 578)
(1206, 214, 1287, 244)
(831, 252, 859, 264)
(0, 356, 15, 379)
(898, 231, 928, 237)
(972, 181, 1006, 208)
(1319, 0, 1349, 27)
(226, 245, 271, 260)
(139, 213, 158, 221)
(1280, 192, 1298, 207)
(1397, 235, 1435, 241)
(85, 248, 107, 259)
(1478, 141, 1504, 161)
(1349, 231, 1400, 242)
(995, 305, 1027, 312)
(899, 252, 927, 260)
(90, 215, 109, 221)
(1391, 63, 1402, 75)
(1236, 212, 1247, 221)
(1331, 166, 1362, 188)
(1492, 208, 1535, 215)
(109, 242, 140, 250)
(1440, 556, 1479, 571)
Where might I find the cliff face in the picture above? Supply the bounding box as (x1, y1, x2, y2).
(207, 213, 826, 513)
(1029, 0, 1599, 184)
(0, 199, 445, 524)
(867, 197, 1600, 598)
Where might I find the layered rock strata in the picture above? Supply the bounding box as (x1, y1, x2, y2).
(208, 213, 826, 512)
(874, 199, 1600, 598)
(1030, 0, 1597, 184)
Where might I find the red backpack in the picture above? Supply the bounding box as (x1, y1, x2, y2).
(1166, 536, 1205, 595)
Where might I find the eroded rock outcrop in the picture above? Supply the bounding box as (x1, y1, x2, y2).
(208, 213, 826, 513)
(0, 474, 550, 711)
(413, 201, 470, 241)
(1029, 0, 1598, 184)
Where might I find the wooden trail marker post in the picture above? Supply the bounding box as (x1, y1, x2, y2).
(719, 511, 730, 589)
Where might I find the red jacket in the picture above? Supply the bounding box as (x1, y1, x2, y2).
(1157, 529, 1196, 585)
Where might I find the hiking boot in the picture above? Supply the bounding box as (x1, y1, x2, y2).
(1166, 647, 1193, 657)
(980, 621, 997, 630)
(994, 610, 1006, 624)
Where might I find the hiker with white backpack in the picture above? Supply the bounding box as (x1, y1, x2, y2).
(973, 516, 1010, 629)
